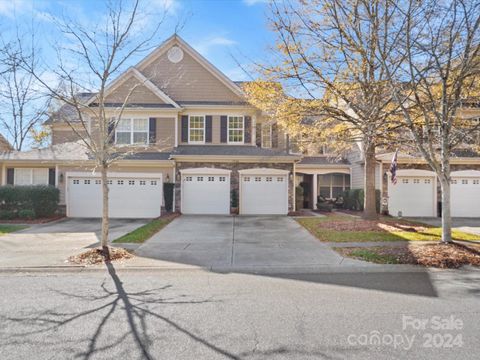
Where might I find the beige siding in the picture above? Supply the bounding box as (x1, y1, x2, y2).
(105, 76, 165, 104)
(156, 117, 175, 150)
(142, 49, 243, 103)
(59, 165, 174, 205)
(52, 128, 86, 145)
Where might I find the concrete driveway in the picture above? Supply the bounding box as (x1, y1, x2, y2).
(410, 217, 480, 236)
(135, 216, 344, 270)
(0, 218, 147, 268)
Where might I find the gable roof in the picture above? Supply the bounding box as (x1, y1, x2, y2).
(135, 34, 245, 99)
(85, 67, 180, 108)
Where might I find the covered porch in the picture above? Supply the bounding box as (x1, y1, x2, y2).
(296, 159, 351, 210)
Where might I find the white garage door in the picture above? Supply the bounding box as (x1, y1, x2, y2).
(388, 170, 436, 217)
(451, 170, 480, 217)
(239, 168, 289, 215)
(181, 168, 231, 215)
(67, 172, 162, 218)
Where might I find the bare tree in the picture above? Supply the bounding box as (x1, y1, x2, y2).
(25, 0, 168, 254)
(379, 0, 480, 243)
(0, 34, 50, 150)
(251, 0, 404, 219)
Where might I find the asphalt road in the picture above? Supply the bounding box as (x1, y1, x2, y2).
(1, 267, 479, 360)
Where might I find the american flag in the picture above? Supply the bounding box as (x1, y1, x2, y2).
(390, 150, 398, 185)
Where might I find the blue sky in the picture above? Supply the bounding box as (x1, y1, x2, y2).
(0, 0, 274, 83)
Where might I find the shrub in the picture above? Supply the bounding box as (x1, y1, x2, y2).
(163, 183, 175, 212)
(18, 209, 36, 220)
(0, 185, 59, 218)
(0, 209, 16, 220)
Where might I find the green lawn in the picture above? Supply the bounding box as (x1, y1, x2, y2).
(112, 217, 175, 244)
(297, 216, 480, 243)
(0, 224, 28, 235)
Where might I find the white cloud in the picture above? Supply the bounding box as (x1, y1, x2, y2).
(194, 36, 237, 56)
(150, 0, 180, 15)
(243, 0, 268, 6)
(0, 0, 28, 18)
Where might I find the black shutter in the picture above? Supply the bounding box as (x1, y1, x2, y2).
(272, 123, 278, 148)
(181, 115, 189, 143)
(108, 120, 115, 144)
(6, 168, 14, 185)
(244, 116, 251, 144)
(220, 115, 228, 143)
(205, 115, 212, 143)
(255, 123, 262, 147)
(149, 118, 157, 144)
(286, 134, 290, 153)
(48, 168, 56, 186)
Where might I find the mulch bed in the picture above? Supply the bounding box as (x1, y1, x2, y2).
(0, 215, 66, 224)
(340, 242, 480, 268)
(159, 212, 181, 220)
(68, 246, 133, 266)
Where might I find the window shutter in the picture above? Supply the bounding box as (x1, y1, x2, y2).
(6, 168, 14, 185)
(149, 118, 157, 144)
(205, 115, 212, 143)
(220, 115, 228, 143)
(181, 115, 189, 143)
(285, 134, 290, 153)
(272, 123, 278, 148)
(48, 168, 56, 186)
(108, 120, 115, 144)
(255, 123, 262, 147)
(244, 116, 252, 144)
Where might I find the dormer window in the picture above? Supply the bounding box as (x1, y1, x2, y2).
(189, 115, 205, 143)
(115, 118, 149, 145)
(261, 123, 272, 148)
(228, 116, 244, 143)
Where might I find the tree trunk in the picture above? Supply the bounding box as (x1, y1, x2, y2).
(439, 176, 453, 244)
(101, 163, 110, 255)
(363, 143, 378, 220)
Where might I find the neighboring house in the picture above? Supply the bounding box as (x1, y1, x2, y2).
(0, 34, 478, 218)
(0, 134, 13, 152)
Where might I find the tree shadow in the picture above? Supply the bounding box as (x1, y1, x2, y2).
(0, 261, 241, 360)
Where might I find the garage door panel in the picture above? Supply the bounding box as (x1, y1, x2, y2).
(388, 176, 435, 217)
(68, 175, 162, 218)
(182, 175, 230, 215)
(240, 175, 288, 215)
(451, 177, 480, 217)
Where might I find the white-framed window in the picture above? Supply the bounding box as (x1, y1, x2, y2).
(189, 115, 205, 143)
(219, 176, 226, 182)
(261, 123, 272, 148)
(228, 116, 244, 143)
(115, 118, 149, 145)
(14, 168, 49, 186)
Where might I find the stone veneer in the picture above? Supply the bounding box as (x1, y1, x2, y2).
(174, 161, 295, 213)
(380, 162, 480, 215)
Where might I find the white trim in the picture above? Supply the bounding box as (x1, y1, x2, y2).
(180, 167, 232, 175)
(188, 114, 206, 144)
(227, 115, 244, 144)
(136, 35, 244, 98)
(296, 168, 351, 175)
(451, 170, 480, 177)
(55, 165, 59, 187)
(66, 172, 162, 179)
(174, 116, 178, 147)
(391, 169, 436, 177)
(238, 168, 290, 176)
(85, 67, 181, 109)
